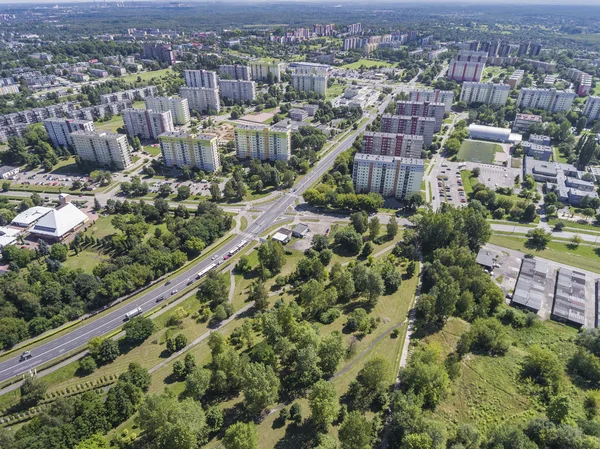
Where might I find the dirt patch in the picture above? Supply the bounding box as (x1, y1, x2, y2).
(240, 112, 274, 123)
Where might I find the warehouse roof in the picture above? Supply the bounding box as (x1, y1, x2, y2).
(512, 258, 548, 313)
(552, 268, 586, 327)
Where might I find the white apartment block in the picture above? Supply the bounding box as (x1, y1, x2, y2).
(583, 96, 600, 121)
(122, 109, 174, 140)
(447, 60, 485, 82)
(235, 124, 291, 161)
(144, 96, 191, 125)
(158, 131, 221, 172)
(395, 101, 445, 132)
(381, 115, 436, 147)
(459, 82, 510, 106)
(219, 64, 251, 81)
(43, 118, 95, 149)
(249, 61, 283, 82)
(291, 73, 328, 96)
(70, 131, 132, 170)
(219, 80, 256, 103)
(409, 89, 454, 113)
(179, 87, 221, 114)
(517, 88, 576, 113)
(352, 153, 424, 200)
(183, 70, 218, 89)
(362, 132, 424, 158)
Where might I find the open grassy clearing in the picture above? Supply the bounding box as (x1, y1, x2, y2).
(489, 233, 600, 274)
(457, 140, 503, 164)
(326, 82, 346, 100)
(94, 115, 126, 134)
(119, 68, 174, 84)
(62, 248, 109, 273)
(548, 217, 600, 233)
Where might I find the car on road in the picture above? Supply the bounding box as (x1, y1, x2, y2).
(211, 255, 217, 260)
(165, 280, 171, 285)
(20, 351, 32, 361)
(156, 296, 165, 302)
(187, 279, 194, 285)
(223, 255, 229, 260)
(171, 289, 178, 295)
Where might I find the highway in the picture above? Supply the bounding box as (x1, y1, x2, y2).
(0, 97, 391, 385)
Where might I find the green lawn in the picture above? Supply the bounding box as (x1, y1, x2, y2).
(87, 215, 118, 239)
(457, 140, 502, 164)
(341, 58, 395, 70)
(62, 249, 109, 273)
(548, 218, 600, 233)
(94, 115, 125, 134)
(119, 68, 174, 84)
(489, 233, 600, 274)
(460, 170, 475, 195)
(326, 82, 346, 100)
(144, 144, 161, 156)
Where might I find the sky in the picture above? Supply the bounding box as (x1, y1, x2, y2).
(0, 0, 599, 4)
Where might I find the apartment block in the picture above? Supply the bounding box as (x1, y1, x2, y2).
(43, 118, 95, 149)
(395, 101, 445, 132)
(381, 115, 436, 147)
(0, 78, 19, 96)
(145, 96, 191, 125)
(291, 63, 329, 96)
(218, 64, 251, 81)
(179, 87, 221, 114)
(362, 132, 424, 158)
(352, 153, 424, 200)
(100, 86, 157, 104)
(234, 124, 291, 161)
(517, 88, 576, 113)
(522, 59, 556, 73)
(459, 82, 510, 106)
(183, 70, 218, 89)
(142, 43, 175, 64)
(249, 61, 283, 82)
(70, 131, 132, 170)
(409, 89, 454, 113)
(583, 96, 600, 121)
(447, 60, 485, 82)
(158, 131, 221, 172)
(122, 108, 174, 140)
(507, 70, 525, 89)
(219, 80, 256, 103)
(456, 50, 488, 63)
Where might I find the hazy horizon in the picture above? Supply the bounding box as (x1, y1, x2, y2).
(1, 0, 600, 5)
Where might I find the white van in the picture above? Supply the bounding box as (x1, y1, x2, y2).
(124, 307, 143, 321)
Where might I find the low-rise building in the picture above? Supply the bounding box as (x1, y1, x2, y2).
(11, 206, 53, 228)
(158, 131, 221, 172)
(0, 166, 19, 179)
(512, 258, 548, 313)
(513, 113, 542, 132)
(303, 104, 319, 116)
(89, 68, 109, 78)
(70, 131, 132, 170)
(30, 196, 89, 242)
(289, 108, 309, 122)
(529, 134, 551, 146)
(522, 141, 552, 161)
(468, 124, 521, 143)
(235, 123, 292, 161)
(352, 153, 424, 200)
(552, 268, 586, 327)
(122, 109, 174, 140)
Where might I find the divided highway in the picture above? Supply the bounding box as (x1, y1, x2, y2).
(0, 98, 390, 386)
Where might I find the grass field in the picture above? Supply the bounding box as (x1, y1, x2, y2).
(119, 68, 174, 84)
(489, 233, 600, 274)
(94, 115, 126, 134)
(326, 82, 346, 100)
(457, 140, 503, 164)
(341, 58, 395, 70)
(62, 249, 109, 273)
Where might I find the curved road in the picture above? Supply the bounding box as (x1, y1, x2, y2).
(0, 98, 391, 385)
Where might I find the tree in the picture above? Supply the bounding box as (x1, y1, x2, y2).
(350, 211, 368, 234)
(472, 167, 480, 178)
(20, 376, 47, 407)
(197, 271, 228, 306)
(521, 345, 562, 392)
(79, 355, 98, 375)
(75, 434, 109, 449)
(334, 226, 363, 255)
(290, 402, 303, 424)
(570, 234, 583, 249)
(309, 380, 339, 430)
(312, 234, 330, 252)
(1, 181, 10, 191)
(124, 316, 155, 345)
(185, 367, 211, 401)
(167, 333, 188, 353)
(318, 331, 345, 377)
(210, 182, 221, 201)
(223, 422, 258, 449)
(526, 228, 552, 251)
(96, 338, 120, 364)
(241, 362, 280, 416)
(577, 116, 588, 133)
(177, 185, 191, 200)
(136, 394, 208, 449)
(387, 216, 399, 239)
(339, 411, 372, 449)
(368, 216, 380, 241)
(158, 184, 173, 198)
(403, 433, 433, 449)
(547, 395, 572, 424)
(120, 362, 152, 391)
(50, 243, 68, 262)
(257, 239, 286, 277)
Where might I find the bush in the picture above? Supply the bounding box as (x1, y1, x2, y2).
(78, 356, 97, 375)
(166, 333, 188, 353)
(457, 317, 510, 356)
(319, 308, 341, 324)
(290, 402, 302, 424)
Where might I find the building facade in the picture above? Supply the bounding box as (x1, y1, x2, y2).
(179, 87, 221, 114)
(142, 43, 175, 64)
(352, 153, 424, 199)
(43, 118, 95, 149)
(70, 131, 132, 170)
(459, 82, 510, 106)
(249, 61, 283, 82)
(183, 70, 219, 89)
(394, 100, 445, 132)
(122, 108, 175, 140)
(144, 96, 191, 125)
(362, 132, 424, 158)
(517, 88, 576, 113)
(513, 113, 543, 132)
(409, 89, 454, 113)
(447, 60, 485, 82)
(219, 80, 256, 103)
(218, 64, 251, 81)
(235, 124, 291, 161)
(381, 115, 436, 147)
(583, 96, 600, 121)
(158, 132, 221, 172)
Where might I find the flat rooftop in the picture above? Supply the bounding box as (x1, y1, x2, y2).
(512, 258, 549, 313)
(552, 268, 586, 326)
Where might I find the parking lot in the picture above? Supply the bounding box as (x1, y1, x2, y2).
(147, 178, 228, 197)
(9, 171, 99, 191)
(436, 166, 467, 207)
(471, 163, 520, 190)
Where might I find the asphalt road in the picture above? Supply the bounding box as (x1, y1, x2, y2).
(0, 98, 390, 385)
